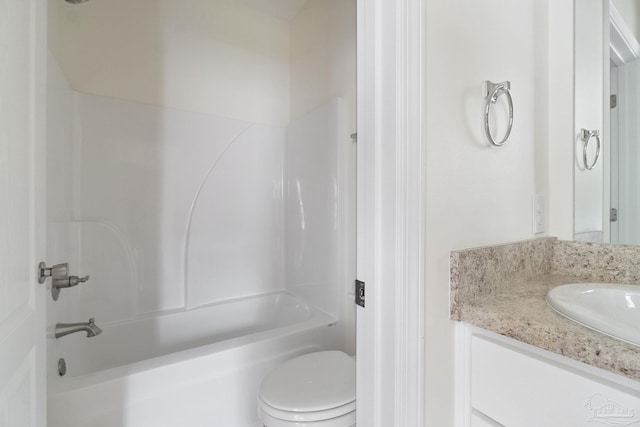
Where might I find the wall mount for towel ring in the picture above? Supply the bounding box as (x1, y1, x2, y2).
(581, 128, 600, 170)
(484, 80, 513, 147)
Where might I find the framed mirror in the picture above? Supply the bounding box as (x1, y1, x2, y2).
(574, 0, 640, 245)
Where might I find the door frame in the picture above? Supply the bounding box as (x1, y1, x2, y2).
(356, 0, 426, 426)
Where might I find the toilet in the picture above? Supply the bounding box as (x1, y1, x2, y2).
(257, 350, 356, 427)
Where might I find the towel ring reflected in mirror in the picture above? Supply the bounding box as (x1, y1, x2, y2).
(581, 128, 600, 171)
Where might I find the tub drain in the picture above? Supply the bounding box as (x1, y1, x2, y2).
(58, 358, 66, 376)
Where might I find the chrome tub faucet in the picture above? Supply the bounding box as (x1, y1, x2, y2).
(55, 318, 102, 339)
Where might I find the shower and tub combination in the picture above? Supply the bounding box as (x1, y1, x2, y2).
(46, 0, 356, 426)
(48, 293, 341, 426)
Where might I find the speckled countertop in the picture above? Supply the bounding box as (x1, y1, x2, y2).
(451, 238, 640, 381)
(454, 274, 640, 380)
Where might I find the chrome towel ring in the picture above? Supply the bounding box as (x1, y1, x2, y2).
(484, 80, 513, 147)
(581, 128, 600, 170)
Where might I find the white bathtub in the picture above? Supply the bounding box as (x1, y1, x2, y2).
(47, 293, 340, 427)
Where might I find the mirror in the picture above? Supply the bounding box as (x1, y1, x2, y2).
(574, 0, 640, 245)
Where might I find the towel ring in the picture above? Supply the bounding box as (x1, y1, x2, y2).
(581, 128, 600, 170)
(484, 80, 513, 147)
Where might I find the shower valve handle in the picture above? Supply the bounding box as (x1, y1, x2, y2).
(55, 275, 90, 289)
(38, 261, 91, 301)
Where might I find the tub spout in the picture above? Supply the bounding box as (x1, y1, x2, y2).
(55, 318, 102, 339)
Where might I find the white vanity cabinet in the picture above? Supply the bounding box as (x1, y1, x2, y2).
(458, 325, 640, 427)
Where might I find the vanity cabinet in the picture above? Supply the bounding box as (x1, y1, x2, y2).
(459, 325, 640, 427)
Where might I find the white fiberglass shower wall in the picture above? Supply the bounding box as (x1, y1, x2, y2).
(46, 0, 355, 418)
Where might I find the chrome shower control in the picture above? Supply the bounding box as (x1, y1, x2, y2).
(38, 261, 90, 301)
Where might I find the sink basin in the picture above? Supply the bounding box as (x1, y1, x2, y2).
(546, 283, 640, 346)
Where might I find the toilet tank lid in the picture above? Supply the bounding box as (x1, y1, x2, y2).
(259, 351, 356, 412)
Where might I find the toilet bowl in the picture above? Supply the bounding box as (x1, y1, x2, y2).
(257, 350, 356, 427)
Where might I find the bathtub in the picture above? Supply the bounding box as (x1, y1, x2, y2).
(47, 293, 341, 427)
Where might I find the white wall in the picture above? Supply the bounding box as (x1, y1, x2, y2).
(574, 0, 605, 236)
(290, 0, 356, 127)
(48, 0, 290, 126)
(425, 0, 556, 424)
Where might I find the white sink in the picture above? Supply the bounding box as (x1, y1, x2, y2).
(546, 283, 640, 346)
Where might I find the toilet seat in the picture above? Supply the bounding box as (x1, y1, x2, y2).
(258, 405, 355, 427)
(257, 351, 356, 427)
(258, 396, 356, 422)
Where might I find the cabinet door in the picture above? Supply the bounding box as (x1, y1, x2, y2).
(471, 335, 640, 426)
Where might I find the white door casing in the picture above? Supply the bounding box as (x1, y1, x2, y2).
(356, 0, 426, 426)
(0, 0, 47, 426)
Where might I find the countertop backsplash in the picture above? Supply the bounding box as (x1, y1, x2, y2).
(451, 237, 640, 317)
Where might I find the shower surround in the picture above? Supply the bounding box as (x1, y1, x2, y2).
(47, 55, 348, 426)
(49, 87, 345, 325)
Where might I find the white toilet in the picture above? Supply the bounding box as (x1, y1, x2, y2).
(257, 350, 356, 427)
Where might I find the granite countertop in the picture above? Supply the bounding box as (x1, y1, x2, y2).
(454, 273, 640, 380)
